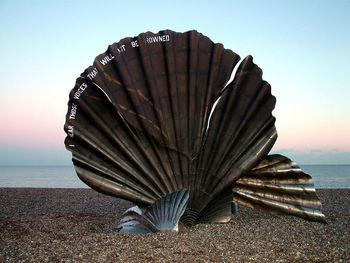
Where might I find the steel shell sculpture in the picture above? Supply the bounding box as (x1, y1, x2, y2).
(64, 30, 326, 232)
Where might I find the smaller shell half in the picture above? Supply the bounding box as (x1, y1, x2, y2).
(116, 190, 189, 233)
(232, 154, 326, 223)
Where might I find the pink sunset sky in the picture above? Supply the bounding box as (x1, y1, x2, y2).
(1, 1, 349, 165)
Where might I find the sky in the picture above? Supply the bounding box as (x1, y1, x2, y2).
(0, 0, 349, 165)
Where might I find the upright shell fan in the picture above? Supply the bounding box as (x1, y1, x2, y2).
(64, 30, 325, 231)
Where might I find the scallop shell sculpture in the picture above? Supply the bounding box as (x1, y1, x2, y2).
(64, 30, 326, 231)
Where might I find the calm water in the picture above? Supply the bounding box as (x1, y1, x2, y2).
(0, 165, 349, 189)
(0, 166, 88, 188)
(300, 165, 350, 189)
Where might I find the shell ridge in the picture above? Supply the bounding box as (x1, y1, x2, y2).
(196, 58, 255, 179)
(185, 31, 199, 191)
(208, 125, 277, 197)
(127, 33, 189, 193)
(68, 118, 165, 199)
(113, 41, 159, 134)
(205, 87, 273, 186)
(233, 182, 322, 209)
(162, 30, 184, 190)
(110, 39, 166, 145)
(67, 79, 175, 200)
(72, 92, 163, 189)
(124, 126, 178, 196)
(107, 44, 176, 193)
(233, 190, 326, 221)
(74, 165, 155, 205)
(232, 181, 326, 223)
(199, 42, 221, 149)
(200, 83, 239, 179)
(206, 56, 260, 148)
(72, 152, 159, 201)
(96, 44, 144, 132)
(165, 31, 189, 189)
(194, 82, 240, 195)
(196, 43, 220, 158)
(252, 154, 298, 171)
(137, 32, 182, 191)
(136, 33, 169, 143)
(188, 30, 200, 162)
(205, 82, 276, 181)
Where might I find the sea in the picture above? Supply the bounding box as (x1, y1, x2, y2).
(0, 165, 349, 189)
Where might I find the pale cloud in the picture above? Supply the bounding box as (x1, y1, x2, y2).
(310, 149, 322, 153)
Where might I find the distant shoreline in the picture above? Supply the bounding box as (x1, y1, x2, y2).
(1, 187, 349, 190)
(2, 165, 349, 189)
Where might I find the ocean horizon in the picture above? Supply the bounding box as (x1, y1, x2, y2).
(0, 164, 349, 189)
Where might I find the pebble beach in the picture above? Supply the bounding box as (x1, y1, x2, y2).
(1, 188, 349, 262)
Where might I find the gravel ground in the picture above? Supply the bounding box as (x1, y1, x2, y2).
(0, 188, 349, 262)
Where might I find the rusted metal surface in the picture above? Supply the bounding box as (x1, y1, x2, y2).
(64, 30, 325, 226)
